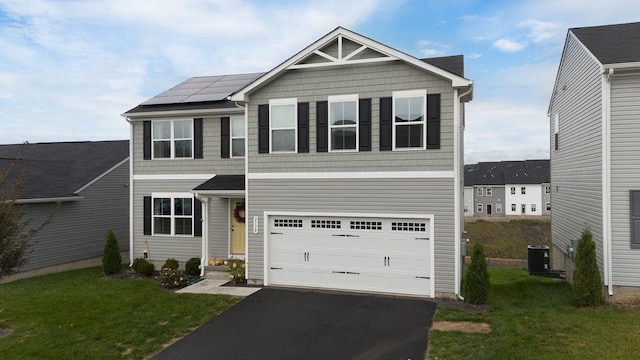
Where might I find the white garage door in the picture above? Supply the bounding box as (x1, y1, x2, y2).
(267, 214, 434, 297)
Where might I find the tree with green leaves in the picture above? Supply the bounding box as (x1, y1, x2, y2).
(0, 148, 57, 280)
(102, 229, 122, 275)
(463, 242, 490, 304)
(573, 228, 603, 307)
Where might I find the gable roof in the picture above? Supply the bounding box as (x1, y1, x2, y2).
(464, 160, 549, 186)
(230, 26, 472, 102)
(571, 22, 640, 66)
(0, 140, 129, 200)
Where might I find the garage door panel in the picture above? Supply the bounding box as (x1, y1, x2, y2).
(268, 215, 433, 297)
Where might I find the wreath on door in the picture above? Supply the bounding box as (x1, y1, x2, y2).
(233, 203, 246, 223)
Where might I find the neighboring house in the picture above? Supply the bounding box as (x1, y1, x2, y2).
(0, 141, 129, 278)
(464, 160, 549, 217)
(122, 27, 473, 298)
(548, 22, 640, 297)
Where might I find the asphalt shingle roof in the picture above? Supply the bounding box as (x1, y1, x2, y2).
(194, 175, 245, 191)
(464, 160, 549, 186)
(0, 140, 129, 199)
(571, 22, 640, 65)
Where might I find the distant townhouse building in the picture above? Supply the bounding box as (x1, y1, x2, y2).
(464, 160, 549, 217)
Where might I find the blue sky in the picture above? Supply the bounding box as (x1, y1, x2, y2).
(1, 0, 639, 163)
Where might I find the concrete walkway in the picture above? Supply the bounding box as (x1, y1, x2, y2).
(176, 278, 261, 297)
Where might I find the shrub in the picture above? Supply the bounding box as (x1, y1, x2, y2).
(132, 257, 155, 277)
(463, 242, 490, 304)
(159, 268, 189, 289)
(227, 258, 246, 285)
(185, 257, 201, 277)
(573, 228, 603, 307)
(102, 229, 121, 275)
(162, 258, 179, 270)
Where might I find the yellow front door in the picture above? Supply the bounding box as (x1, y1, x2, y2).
(230, 199, 246, 254)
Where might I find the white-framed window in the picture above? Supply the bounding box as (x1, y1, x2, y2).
(546, 202, 551, 211)
(511, 204, 516, 212)
(477, 187, 484, 196)
(329, 94, 358, 151)
(511, 187, 516, 194)
(486, 188, 493, 196)
(477, 203, 483, 213)
(496, 203, 503, 213)
(152, 119, 193, 159)
(269, 98, 297, 153)
(230, 116, 245, 157)
(464, 206, 469, 213)
(531, 204, 537, 212)
(545, 185, 551, 194)
(393, 89, 426, 150)
(152, 193, 194, 236)
(521, 187, 526, 194)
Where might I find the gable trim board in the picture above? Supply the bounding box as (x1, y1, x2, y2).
(230, 27, 472, 102)
(74, 157, 130, 194)
(16, 196, 83, 204)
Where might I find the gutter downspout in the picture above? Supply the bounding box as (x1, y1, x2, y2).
(195, 194, 208, 277)
(455, 85, 473, 300)
(603, 68, 614, 296)
(125, 117, 134, 266)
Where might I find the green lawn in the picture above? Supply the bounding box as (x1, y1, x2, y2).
(429, 268, 639, 360)
(0, 267, 238, 360)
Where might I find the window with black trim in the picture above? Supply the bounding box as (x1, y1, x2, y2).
(630, 191, 640, 248)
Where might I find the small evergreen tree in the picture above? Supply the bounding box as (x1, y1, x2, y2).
(185, 257, 201, 277)
(102, 229, 121, 275)
(573, 228, 603, 307)
(463, 242, 490, 304)
(162, 258, 179, 270)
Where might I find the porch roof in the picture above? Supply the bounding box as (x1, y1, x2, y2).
(193, 175, 245, 196)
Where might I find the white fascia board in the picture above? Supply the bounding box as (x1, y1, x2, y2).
(133, 174, 215, 181)
(604, 62, 640, 70)
(74, 157, 129, 194)
(248, 171, 454, 180)
(192, 190, 246, 197)
(17, 196, 83, 204)
(231, 27, 472, 101)
(123, 107, 243, 119)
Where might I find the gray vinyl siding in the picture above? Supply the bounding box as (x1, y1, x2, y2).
(20, 161, 130, 271)
(247, 177, 457, 294)
(131, 115, 244, 175)
(247, 61, 455, 173)
(609, 73, 640, 286)
(473, 186, 506, 216)
(208, 197, 230, 260)
(132, 179, 203, 266)
(549, 33, 604, 271)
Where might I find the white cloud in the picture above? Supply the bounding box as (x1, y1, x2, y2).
(492, 38, 527, 52)
(417, 40, 450, 57)
(518, 19, 561, 43)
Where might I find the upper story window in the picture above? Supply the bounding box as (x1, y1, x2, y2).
(486, 188, 493, 196)
(477, 187, 484, 196)
(393, 89, 426, 150)
(231, 116, 245, 157)
(153, 119, 193, 159)
(329, 94, 358, 151)
(521, 187, 526, 195)
(153, 194, 193, 236)
(511, 187, 516, 194)
(269, 98, 297, 153)
(545, 185, 551, 194)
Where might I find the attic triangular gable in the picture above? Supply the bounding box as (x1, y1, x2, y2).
(231, 27, 472, 101)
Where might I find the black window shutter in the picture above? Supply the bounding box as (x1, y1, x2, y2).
(379, 97, 392, 151)
(194, 198, 202, 237)
(427, 94, 441, 149)
(194, 118, 203, 159)
(316, 101, 328, 152)
(359, 98, 372, 151)
(143, 121, 151, 160)
(555, 133, 559, 151)
(220, 117, 230, 158)
(143, 196, 151, 235)
(298, 102, 309, 153)
(631, 191, 640, 248)
(258, 104, 269, 154)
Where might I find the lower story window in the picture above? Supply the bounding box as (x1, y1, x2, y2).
(511, 204, 516, 212)
(477, 203, 483, 213)
(153, 196, 193, 236)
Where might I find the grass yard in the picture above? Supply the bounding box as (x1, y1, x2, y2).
(429, 268, 639, 360)
(465, 218, 551, 259)
(0, 267, 239, 359)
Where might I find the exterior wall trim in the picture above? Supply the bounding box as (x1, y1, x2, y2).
(602, 69, 613, 294)
(248, 171, 454, 180)
(133, 174, 215, 180)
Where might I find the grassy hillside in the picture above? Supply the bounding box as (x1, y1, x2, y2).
(464, 217, 551, 259)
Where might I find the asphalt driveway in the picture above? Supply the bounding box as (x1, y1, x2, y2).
(153, 287, 436, 360)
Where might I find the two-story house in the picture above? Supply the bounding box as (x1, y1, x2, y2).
(549, 22, 640, 297)
(123, 27, 473, 298)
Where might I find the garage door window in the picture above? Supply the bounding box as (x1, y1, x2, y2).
(350, 220, 383, 230)
(311, 220, 341, 229)
(274, 218, 303, 228)
(391, 222, 427, 232)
